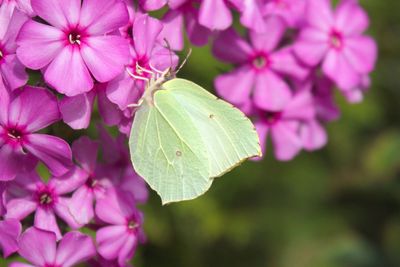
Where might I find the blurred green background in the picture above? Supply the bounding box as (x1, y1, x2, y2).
(134, 1, 400, 267)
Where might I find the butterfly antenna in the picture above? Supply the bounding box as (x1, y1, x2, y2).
(175, 48, 192, 75)
(163, 38, 174, 69)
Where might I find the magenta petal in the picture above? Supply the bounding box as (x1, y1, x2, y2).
(81, 36, 129, 83)
(0, 219, 21, 257)
(185, 10, 212, 47)
(24, 134, 72, 177)
(34, 208, 61, 240)
(5, 198, 37, 220)
(0, 145, 21, 181)
(106, 73, 141, 110)
(54, 197, 82, 230)
(306, 0, 334, 31)
(199, 0, 232, 30)
(96, 226, 128, 260)
(50, 167, 87, 194)
(335, 0, 369, 36)
(322, 50, 361, 90)
(344, 36, 377, 74)
(300, 120, 327, 151)
(16, 20, 64, 70)
(270, 48, 308, 80)
(118, 235, 137, 266)
(97, 84, 123, 126)
(214, 66, 255, 106)
(68, 186, 94, 225)
(254, 121, 269, 160)
(55, 231, 96, 267)
(212, 28, 252, 64)
(2, 9, 29, 53)
(31, 0, 80, 30)
(133, 14, 163, 59)
(271, 121, 302, 161)
(59, 92, 95, 130)
(254, 71, 292, 111)
(239, 0, 267, 33)
(18, 227, 57, 265)
(9, 86, 60, 132)
(0, 54, 28, 90)
(95, 189, 134, 225)
(138, 0, 167, 11)
(0, 82, 10, 124)
(80, 0, 129, 35)
(44, 46, 93, 96)
(294, 29, 329, 66)
(281, 90, 315, 121)
(249, 16, 286, 52)
(8, 263, 35, 267)
(160, 10, 184, 51)
(72, 136, 98, 173)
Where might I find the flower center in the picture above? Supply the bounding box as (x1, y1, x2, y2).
(39, 193, 53, 205)
(85, 176, 98, 189)
(128, 220, 139, 230)
(265, 112, 282, 125)
(329, 30, 343, 49)
(0, 49, 3, 60)
(252, 54, 269, 70)
(7, 128, 23, 140)
(68, 32, 81, 45)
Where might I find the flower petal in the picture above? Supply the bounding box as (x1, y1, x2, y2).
(199, 0, 232, 30)
(132, 14, 163, 59)
(0, 218, 21, 257)
(344, 36, 377, 74)
(97, 84, 123, 126)
(294, 28, 329, 66)
(80, 36, 130, 83)
(0, 54, 28, 90)
(54, 197, 83, 230)
(16, 20, 64, 70)
(212, 28, 252, 64)
(50, 167, 87, 195)
(271, 121, 302, 161)
(5, 198, 37, 220)
(281, 89, 315, 121)
(96, 225, 129, 260)
(0, 82, 10, 125)
(95, 189, 135, 225)
(34, 208, 61, 240)
(55, 231, 96, 267)
(335, 0, 369, 36)
(18, 227, 57, 265)
(138, 0, 167, 11)
(106, 73, 141, 110)
(24, 134, 73, 177)
(9, 86, 60, 132)
(59, 92, 95, 130)
(214, 66, 255, 106)
(118, 235, 137, 266)
(72, 136, 98, 173)
(300, 120, 327, 151)
(305, 0, 334, 31)
(254, 71, 292, 112)
(254, 120, 269, 161)
(31, 0, 80, 30)
(0, 145, 22, 181)
(44, 46, 93, 96)
(270, 48, 308, 80)
(80, 0, 129, 35)
(249, 16, 286, 52)
(68, 186, 94, 225)
(160, 10, 184, 51)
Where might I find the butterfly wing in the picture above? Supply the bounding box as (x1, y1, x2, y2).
(159, 78, 262, 178)
(129, 99, 212, 204)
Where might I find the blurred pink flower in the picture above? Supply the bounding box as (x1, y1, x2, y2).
(0, 218, 21, 258)
(294, 0, 377, 90)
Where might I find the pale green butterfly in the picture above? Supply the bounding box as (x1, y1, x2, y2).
(128, 55, 261, 204)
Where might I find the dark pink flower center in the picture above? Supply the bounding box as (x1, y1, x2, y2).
(3, 127, 26, 146)
(36, 187, 57, 208)
(68, 31, 82, 45)
(0, 49, 4, 61)
(264, 112, 282, 125)
(85, 176, 98, 189)
(251, 54, 270, 70)
(329, 30, 343, 50)
(127, 218, 139, 234)
(6, 128, 23, 140)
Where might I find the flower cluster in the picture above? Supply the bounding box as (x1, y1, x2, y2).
(0, 0, 377, 265)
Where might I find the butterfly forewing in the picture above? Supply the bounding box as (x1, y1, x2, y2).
(160, 78, 262, 178)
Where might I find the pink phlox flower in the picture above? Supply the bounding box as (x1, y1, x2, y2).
(342, 74, 371, 104)
(294, 0, 377, 91)
(263, 0, 307, 28)
(253, 88, 316, 160)
(5, 168, 87, 239)
(213, 16, 308, 112)
(16, 0, 131, 96)
(0, 85, 72, 181)
(68, 136, 112, 225)
(137, 0, 167, 11)
(0, 4, 28, 90)
(10, 227, 96, 267)
(0, 218, 21, 258)
(95, 188, 145, 266)
(107, 13, 178, 113)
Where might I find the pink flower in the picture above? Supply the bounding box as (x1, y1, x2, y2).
(294, 0, 377, 90)
(107, 13, 178, 112)
(16, 0, 130, 96)
(0, 218, 21, 258)
(10, 227, 96, 267)
(213, 17, 308, 112)
(5, 169, 87, 239)
(0, 4, 28, 90)
(253, 89, 316, 160)
(137, 0, 167, 11)
(0, 85, 72, 181)
(96, 189, 145, 266)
